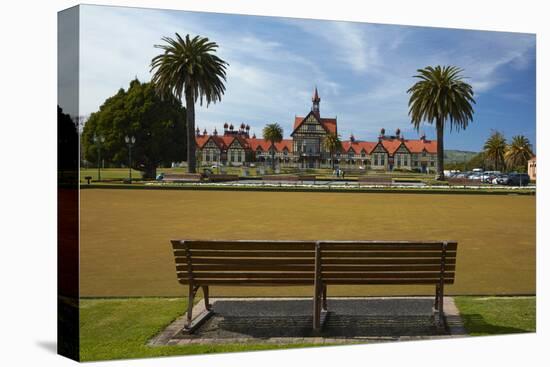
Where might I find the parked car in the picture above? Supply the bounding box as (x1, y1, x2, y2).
(492, 174, 509, 185)
(506, 173, 530, 186)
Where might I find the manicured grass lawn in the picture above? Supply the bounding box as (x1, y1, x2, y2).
(454, 296, 536, 335)
(79, 296, 535, 361)
(79, 297, 313, 362)
(79, 167, 435, 181)
(80, 189, 535, 297)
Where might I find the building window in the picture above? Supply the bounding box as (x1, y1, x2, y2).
(381, 155, 385, 166)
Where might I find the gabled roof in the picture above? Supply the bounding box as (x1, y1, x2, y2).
(292, 111, 337, 135)
(381, 139, 404, 155)
(404, 139, 437, 154)
(274, 139, 293, 152)
(247, 138, 272, 151)
(341, 141, 378, 154)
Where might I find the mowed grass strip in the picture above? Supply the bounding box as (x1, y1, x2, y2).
(80, 189, 535, 297)
(454, 296, 536, 335)
(79, 297, 315, 362)
(79, 296, 535, 361)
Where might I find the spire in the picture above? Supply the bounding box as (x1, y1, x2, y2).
(311, 86, 320, 116)
(312, 86, 320, 103)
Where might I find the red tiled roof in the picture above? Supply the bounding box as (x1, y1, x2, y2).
(293, 115, 337, 134)
(195, 135, 211, 149)
(274, 139, 293, 152)
(247, 138, 272, 151)
(341, 141, 378, 154)
(404, 139, 437, 154)
(381, 139, 404, 155)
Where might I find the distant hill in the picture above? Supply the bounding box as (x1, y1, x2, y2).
(444, 150, 479, 164)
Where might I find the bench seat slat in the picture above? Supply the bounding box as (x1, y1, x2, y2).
(177, 272, 314, 279)
(320, 272, 455, 279)
(176, 264, 314, 271)
(323, 279, 455, 285)
(178, 279, 314, 285)
(320, 242, 457, 251)
(321, 258, 456, 265)
(319, 251, 456, 258)
(181, 258, 314, 265)
(175, 241, 315, 251)
(321, 265, 455, 272)
(186, 250, 315, 258)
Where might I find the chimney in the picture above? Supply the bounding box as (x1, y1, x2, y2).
(395, 128, 401, 139)
(195, 127, 200, 136)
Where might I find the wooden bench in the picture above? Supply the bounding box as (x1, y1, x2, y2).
(170, 240, 316, 332)
(170, 240, 457, 333)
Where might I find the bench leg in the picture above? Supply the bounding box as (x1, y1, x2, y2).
(434, 285, 439, 311)
(313, 283, 321, 330)
(437, 282, 445, 327)
(185, 284, 199, 329)
(322, 285, 327, 311)
(202, 286, 212, 310)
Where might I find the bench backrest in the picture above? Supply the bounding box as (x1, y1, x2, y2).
(317, 241, 457, 285)
(171, 240, 316, 286)
(171, 240, 456, 286)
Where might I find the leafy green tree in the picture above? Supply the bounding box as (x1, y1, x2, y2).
(484, 131, 507, 171)
(82, 79, 186, 179)
(505, 135, 534, 172)
(58, 106, 78, 172)
(262, 123, 283, 170)
(151, 33, 228, 174)
(407, 65, 475, 180)
(322, 133, 343, 169)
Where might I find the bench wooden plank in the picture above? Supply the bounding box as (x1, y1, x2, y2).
(319, 272, 455, 279)
(187, 250, 315, 258)
(321, 265, 455, 271)
(323, 279, 455, 285)
(175, 264, 314, 271)
(319, 251, 456, 258)
(183, 258, 314, 265)
(177, 272, 314, 279)
(183, 242, 316, 251)
(320, 242, 457, 250)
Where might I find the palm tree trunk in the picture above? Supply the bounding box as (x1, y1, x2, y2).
(436, 118, 445, 180)
(271, 146, 275, 171)
(185, 89, 196, 173)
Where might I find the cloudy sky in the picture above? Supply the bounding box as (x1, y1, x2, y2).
(78, 5, 536, 152)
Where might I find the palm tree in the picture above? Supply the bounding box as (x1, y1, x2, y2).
(407, 65, 475, 180)
(484, 131, 507, 171)
(262, 123, 283, 171)
(322, 133, 342, 169)
(150, 33, 228, 173)
(505, 135, 534, 172)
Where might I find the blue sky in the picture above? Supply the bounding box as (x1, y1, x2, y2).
(79, 5, 536, 152)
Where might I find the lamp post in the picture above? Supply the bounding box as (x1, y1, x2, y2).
(125, 135, 136, 183)
(93, 133, 105, 181)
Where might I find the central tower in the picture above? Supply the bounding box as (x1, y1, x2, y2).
(311, 86, 320, 117)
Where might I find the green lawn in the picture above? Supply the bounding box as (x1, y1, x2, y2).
(79, 167, 437, 182)
(80, 189, 535, 297)
(454, 296, 536, 335)
(79, 297, 314, 362)
(79, 296, 535, 361)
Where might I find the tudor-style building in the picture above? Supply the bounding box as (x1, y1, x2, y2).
(193, 87, 438, 172)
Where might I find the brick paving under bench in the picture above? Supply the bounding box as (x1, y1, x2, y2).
(148, 297, 467, 346)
